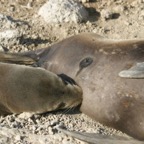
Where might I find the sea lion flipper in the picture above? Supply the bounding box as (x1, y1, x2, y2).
(56, 126, 142, 144)
(0, 52, 38, 65)
(119, 62, 144, 78)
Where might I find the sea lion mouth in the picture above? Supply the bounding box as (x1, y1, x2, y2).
(57, 97, 82, 110)
(57, 102, 66, 109)
(69, 98, 83, 109)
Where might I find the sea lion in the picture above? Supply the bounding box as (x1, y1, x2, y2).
(1, 33, 144, 140)
(0, 62, 82, 115)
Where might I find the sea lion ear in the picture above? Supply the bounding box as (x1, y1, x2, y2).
(119, 62, 144, 78)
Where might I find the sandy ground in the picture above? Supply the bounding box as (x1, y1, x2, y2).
(0, 0, 144, 143)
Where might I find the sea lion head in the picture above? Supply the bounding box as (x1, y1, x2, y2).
(53, 73, 83, 111)
(0, 63, 83, 114)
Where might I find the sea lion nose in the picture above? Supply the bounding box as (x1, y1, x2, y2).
(57, 73, 77, 85)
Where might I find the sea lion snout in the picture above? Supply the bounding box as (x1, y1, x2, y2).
(58, 77, 83, 109)
(57, 73, 77, 85)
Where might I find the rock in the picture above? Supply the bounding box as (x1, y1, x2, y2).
(139, 10, 144, 20)
(38, 0, 88, 24)
(101, 9, 120, 20)
(101, 9, 114, 20)
(0, 30, 21, 46)
(14, 135, 21, 141)
(0, 45, 5, 51)
(18, 112, 34, 119)
(79, 0, 89, 3)
(0, 14, 25, 47)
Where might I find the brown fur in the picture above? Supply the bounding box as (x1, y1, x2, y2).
(0, 62, 82, 115)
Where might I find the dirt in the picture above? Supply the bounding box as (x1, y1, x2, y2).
(0, 0, 144, 144)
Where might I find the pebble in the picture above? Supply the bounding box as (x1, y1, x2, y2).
(48, 127, 54, 135)
(9, 5, 15, 12)
(15, 135, 21, 141)
(0, 45, 4, 51)
(50, 119, 59, 126)
(79, 0, 89, 3)
(18, 112, 34, 119)
(101, 9, 114, 20)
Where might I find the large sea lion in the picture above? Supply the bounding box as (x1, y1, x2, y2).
(0, 62, 82, 115)
(1, 33, 144, 140)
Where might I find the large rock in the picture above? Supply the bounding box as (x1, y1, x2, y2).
(38, 0, 88, 23)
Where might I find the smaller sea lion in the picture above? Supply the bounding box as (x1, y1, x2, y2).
(0, 62, 82, 115)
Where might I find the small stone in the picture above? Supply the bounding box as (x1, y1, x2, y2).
(48, 127, 54, 135)
(50, 119, 59, 126)
(86, 21, 92, 27)
(32, 125, 37, 131)
(81, 0, 87, 3)
(9, 5, 15, 12)
(113, 6, 124, 13)
(79, 0, 89, 3)
(139, 0, 144, 3)
(101, 9, 113, 20)
(101, 9, 120, 20)
(139, 10, 144, 20)
(18, 112, 34, 119)
(15, 135, 21, 141)
(0, 45, 4, 51)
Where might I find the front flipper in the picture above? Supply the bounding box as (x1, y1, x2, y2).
(57, 126, 143, 144)
(0, 52, 38, 65)
(119, 62, 144, 79)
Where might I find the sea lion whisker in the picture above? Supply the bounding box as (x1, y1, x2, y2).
(62, 106, 77, 114)
(62, 108, 71, 114)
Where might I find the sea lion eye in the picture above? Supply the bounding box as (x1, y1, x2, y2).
(80, 57, 93, 68)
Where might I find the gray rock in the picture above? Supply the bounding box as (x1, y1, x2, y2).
(0, 29, 21, 47)
(0, 14, 23, 47)
(38, 0, 88, 24)
(101, 9, 114, 20)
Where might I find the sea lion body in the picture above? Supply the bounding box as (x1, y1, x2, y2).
(0, 62, 82, 115)
(34, 33, 144, 140)
(1, 33, 144, 140)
